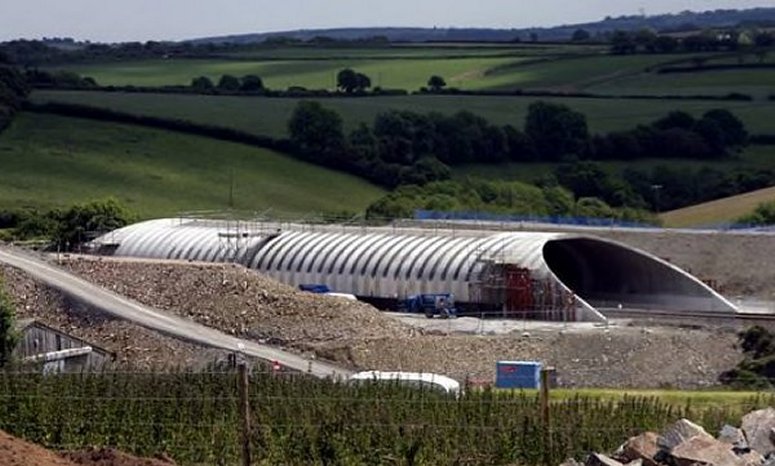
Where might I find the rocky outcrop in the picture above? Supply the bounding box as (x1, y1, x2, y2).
(580, 410, 775, 466)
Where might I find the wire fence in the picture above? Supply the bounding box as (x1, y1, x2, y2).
(0, 368, 773, 465)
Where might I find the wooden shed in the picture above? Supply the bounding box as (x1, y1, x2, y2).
(13, 319, 114, 373)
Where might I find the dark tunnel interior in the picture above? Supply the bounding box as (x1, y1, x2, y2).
(542, 238, 735, 313)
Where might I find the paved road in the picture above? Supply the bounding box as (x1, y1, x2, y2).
(0, 247, 351, 379)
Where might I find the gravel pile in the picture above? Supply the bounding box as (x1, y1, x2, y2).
(62, 258, 416, 349)
(2, 255, 746, 388)
(340, 326, 742, 389)
(0, 265, 227, 369)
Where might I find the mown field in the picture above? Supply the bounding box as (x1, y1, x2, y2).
(0, 113, 384, 218)
(31, 90, 775, 137)
(57, 56, 528, 91)
(52, 47, 755, 94)
(660, 185, 775, 228)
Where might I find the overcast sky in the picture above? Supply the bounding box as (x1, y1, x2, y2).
(1, 0, 773, 42)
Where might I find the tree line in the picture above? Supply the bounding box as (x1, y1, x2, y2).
(288, 99, 749, 189)
(608, 28, 774, 55)
(0, 66, 29, 132)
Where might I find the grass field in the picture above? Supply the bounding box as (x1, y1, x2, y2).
(31, 90, 775, 137)
(454, 145, 775, 184)
(0, 113, 384, 218)
(54, 49, 743, 94)
(660, 185, 775, 228)
(58, 56, 528, 91)
(590, 67, 775, 98)
(551, 389, 768, 410)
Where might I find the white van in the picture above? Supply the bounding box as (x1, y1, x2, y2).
(348, 371, 461, 396)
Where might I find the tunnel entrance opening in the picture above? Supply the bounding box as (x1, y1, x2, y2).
(543, 238, 736, 314)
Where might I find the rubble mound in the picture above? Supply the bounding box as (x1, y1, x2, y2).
(573, 408, 775, 466)
(0, 265, 227, 369)
(64, 448, 175, 466)
(62, 258, 415, 348)
(0, 429, 77, 466)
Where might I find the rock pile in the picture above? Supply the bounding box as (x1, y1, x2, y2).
(62, 258, 415, 349)
(570, 408, 775, 466)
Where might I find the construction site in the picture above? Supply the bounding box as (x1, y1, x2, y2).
(0, 214, 773, 388)
(90, 217, 740, 323)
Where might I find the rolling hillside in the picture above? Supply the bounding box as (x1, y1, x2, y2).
(30, 90, 775, 138)
(0, 113, 385, 218)
(660, 186, 775, 228)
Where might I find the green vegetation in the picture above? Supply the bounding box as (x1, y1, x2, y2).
(722, 326, 775, 389)
(739, 198, 775, 226)
(660, 186, 775, 227)
(0, 277, 17, 367)
(365, 180, 653, 223)
(0, 369, 771, 465)
(32, 90, 775, 138)
(56, 56, 524, 91)
(0, 113, 384, 218)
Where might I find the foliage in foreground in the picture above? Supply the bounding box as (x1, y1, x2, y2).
(722, 326, 775, 389)
(0, 370, 770, 466)
(0, 198, 135, 249)
(0, 277, 17, 368)
(738, 200, 775, 226)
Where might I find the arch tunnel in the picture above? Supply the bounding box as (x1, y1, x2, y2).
(91, 219, 739, 322)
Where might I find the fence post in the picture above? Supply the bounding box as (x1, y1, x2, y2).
(238, 362, 252, 466)
(540, 366, 555, 465)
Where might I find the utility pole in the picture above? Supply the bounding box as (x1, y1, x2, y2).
(237, 362, 252, 466)
(540, 366, 555, 466)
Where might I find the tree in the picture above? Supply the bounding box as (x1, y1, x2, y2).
(525, 101, 589, 161)
(652, 111, 696, 131)
(610, 31, 636, 54)
(571, 29, 591, 42)
(427, 75, 446, 92)
(240, 74, 264, 92)
(217, 74, 240, 92)
(703, 109, 748, 147)
(55, 198, 135, 249)
(337, 68, 371, 93)
(191, 76, 214, 92)
(0, 277, 18, 367)
(288, 101, 346, 164)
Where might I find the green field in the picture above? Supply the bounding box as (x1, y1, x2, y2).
(53, 48, 767, 96)
(59, 56, 530, 91)
(660, 185, 775, 227)
(32, 90, 775, 138)
(590, 67, 775, 98)
(0, 113, 384, 218)
(453, 145, 775, 184)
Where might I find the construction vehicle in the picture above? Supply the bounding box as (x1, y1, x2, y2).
(401, 293, 457, 319)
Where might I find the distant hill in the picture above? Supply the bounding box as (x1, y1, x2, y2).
(189, 7, 775, 44)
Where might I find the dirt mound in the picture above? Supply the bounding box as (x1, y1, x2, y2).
(0, 265, 228, 369)
(64, 448, 174, 466)
(62, 259, 415, 350)
(0, 429, 76, 466)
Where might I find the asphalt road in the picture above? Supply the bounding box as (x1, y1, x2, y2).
(0, 247, 350, 379)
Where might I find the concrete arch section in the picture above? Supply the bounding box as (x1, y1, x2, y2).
(91, 219, 739, 322)
(543, 237, 738, 314)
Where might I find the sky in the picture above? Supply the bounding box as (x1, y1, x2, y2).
(1, 0, 774, 42)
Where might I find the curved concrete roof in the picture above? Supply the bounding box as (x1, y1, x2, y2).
(93, 219, 738, 321)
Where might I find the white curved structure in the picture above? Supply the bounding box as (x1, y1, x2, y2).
(92, 219, 739, 322)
